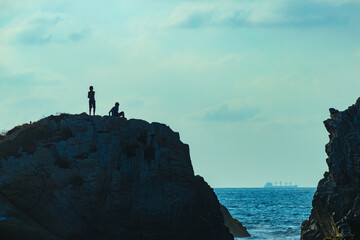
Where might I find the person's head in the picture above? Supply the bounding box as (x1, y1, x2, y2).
(89, 86, 93, 91)
(115, 102, 119, 107)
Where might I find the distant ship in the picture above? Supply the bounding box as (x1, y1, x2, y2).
(264, 181, 298, 188)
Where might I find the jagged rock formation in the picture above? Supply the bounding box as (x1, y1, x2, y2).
(301, 99, 360, 240)
(220, 204, 251, 238)
(0, 113, 249, 240)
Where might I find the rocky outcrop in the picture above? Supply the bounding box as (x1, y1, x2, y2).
(220, 204, 250, 238)
(301, 99, 360, 240)
(0, 113, 249, 240)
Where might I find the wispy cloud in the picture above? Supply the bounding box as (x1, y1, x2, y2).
(160, 53, 242, 70)
(168, 0, 359, 29)
(0, 72, 37, 85)
(194, 99, 261, 122)
(0, 1, 34, 15)
(0, 71, 59, 86)
(11, 97, 57, 109)
(203, 104, 260, 122)
(17, 14, 91, 45)
(0, 12, 90, 46)
(191, 98, 321, 129)
(68, 30, 90, 42)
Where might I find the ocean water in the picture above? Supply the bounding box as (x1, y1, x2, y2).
(214, 188, 316, 240)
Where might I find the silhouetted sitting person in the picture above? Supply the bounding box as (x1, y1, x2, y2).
(109, 102, 125, 117)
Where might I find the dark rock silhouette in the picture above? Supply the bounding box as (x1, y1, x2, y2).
(0, 113, 249, 240)
(301, 99, 360, 240)
(220, 204, 250, 238)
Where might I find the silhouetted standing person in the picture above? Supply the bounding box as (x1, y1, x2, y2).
(109, 102, 125, 117)
(88, 86, 96, 116)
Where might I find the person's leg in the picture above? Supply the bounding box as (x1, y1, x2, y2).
(119, 111, 125, 118)
(93, 101, 96, 116)
(89, 101, 92, 115)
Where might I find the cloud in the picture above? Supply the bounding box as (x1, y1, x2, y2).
(68, 30, 90, 42)
(192, 98, 320, 129)
(160, 53, 242, 70)
(203, 105, 260, 122)
(317, 0, 360, 5)
(0, 1, 34, 15)
(168, 0, 359, 29)
(0, 72, 37, 85)
(195, 99, 261, 122)
(11, 97, 57, 109)
(0, 71, 59, 86)
(18, 14, 91, 45)
(0, 12, 91, 45)
(0, 1, 36, 29)
(17, 26, 54, 45)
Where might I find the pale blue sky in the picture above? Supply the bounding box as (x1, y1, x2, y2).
(1, 0, 360, 187)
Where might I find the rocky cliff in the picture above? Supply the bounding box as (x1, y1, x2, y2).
(0, 113, 249, 240)
(301, 99, 360, 240)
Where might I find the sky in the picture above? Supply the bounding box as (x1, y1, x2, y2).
(1, 0, 360, 187)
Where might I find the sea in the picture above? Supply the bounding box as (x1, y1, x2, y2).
(214, 188, 316, 240)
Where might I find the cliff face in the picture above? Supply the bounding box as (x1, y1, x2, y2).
(301, 99, 360, 240)
(0, 113, 248, 240)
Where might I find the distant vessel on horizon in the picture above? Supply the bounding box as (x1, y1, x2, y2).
(264, 181, 298, 188)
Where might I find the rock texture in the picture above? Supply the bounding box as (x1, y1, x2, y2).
(0, 113, 249, 240)
(301, 99, 360, 240)
(220, 204, 250, 238)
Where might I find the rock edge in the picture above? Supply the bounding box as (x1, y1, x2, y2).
(0, 113, 250, 240)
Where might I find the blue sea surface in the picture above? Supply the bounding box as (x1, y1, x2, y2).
(214, 188, 316, 240)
